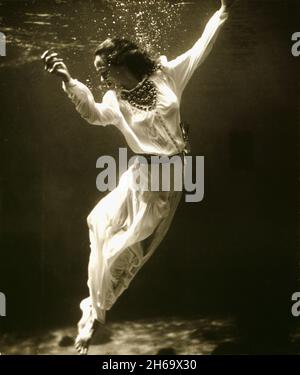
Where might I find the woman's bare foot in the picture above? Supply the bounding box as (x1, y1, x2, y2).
(75, 315, 101, 355)
(75, 299, 104, 355)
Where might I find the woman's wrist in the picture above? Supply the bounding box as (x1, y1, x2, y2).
(62, 77, 78, 89)
(63, 73, 72, 83)
(221, 0, 235, 12)
(219, 4, 229, 17)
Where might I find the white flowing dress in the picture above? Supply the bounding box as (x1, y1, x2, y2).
(62, 8, 228, 323)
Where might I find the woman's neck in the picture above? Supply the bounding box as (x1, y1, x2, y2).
(116, 65, 145, 91)
(121, 74, 143, 91)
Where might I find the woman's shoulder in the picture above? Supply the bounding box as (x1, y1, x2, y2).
(149, 56, 172, 82)
(153, 55, 178, 82)
(157, 55, 169, 66)
(153, 55, 170, 73)
(103, 89, 119, 107)
(153, 55, 178, 88)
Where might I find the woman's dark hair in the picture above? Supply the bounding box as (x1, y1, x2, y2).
(94, 38, 157, 81)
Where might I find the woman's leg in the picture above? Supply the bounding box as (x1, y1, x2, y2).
(75, 186, 129, 354)
(75, 208, 113, 354)
(75, 159, 183, 354)
(103, 189, 183, 313)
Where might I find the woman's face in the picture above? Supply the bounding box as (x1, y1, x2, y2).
(94, 54, 139, 91)
(94, 54, 122, 87)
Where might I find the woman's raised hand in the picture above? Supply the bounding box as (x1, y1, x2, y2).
(221, 0, 236, 10)
(41, 50, 72, 82)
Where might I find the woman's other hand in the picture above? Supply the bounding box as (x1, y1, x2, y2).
(41, 50, 72, 83)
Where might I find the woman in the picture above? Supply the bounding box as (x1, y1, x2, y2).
(42, 0, 235, 354)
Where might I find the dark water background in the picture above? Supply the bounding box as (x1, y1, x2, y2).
(0, 0, 299, 353)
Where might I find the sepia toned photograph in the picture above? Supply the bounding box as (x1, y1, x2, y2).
(0, 0, 299, 357)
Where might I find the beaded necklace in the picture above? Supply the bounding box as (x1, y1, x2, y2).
(120, 64, 161, 112)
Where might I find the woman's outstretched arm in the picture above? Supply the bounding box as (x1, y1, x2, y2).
(41, 50, 121, 127)
(62, 78, 121, 127)
(164, 0, 236, 99)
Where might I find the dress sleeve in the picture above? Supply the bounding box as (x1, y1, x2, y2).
(164, 7, 229, 98)
(62, 78, 121, 126)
